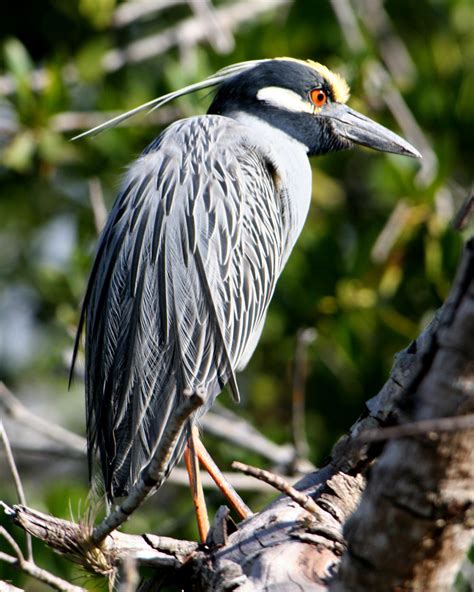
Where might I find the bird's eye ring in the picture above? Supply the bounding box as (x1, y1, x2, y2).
(310, 88, 328, 108)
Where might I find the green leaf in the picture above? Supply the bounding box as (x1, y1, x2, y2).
(3, 37, 33, 79)
(3, 130, 36, 171)
(79, 0, 116, 28)
(3, 38, 35, 115)
(76, 38, 111, 82)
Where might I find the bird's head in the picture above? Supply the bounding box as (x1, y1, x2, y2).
(208, 58, 420, 159)
(72, 58, 420, 161)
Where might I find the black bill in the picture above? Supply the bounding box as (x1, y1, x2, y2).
(323, 104, 421, 158)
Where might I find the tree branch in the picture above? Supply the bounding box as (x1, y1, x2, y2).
(0, 423, 32, 562)
(0, 524, 84, 592)
(0, 383, 85, 455)
(331, 239, 474, 592)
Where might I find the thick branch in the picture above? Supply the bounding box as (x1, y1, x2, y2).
(4, 504, 197, 576)
(331, 239, 474, 592)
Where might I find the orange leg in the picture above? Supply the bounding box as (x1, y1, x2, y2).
(184, 430, 210, 543)
(193, 427, 253, 520)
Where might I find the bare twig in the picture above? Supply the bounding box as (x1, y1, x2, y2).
(102, 0, 288, 73)
(112, 0, 186, 28)
(453, 188, 474, 231)
(232, 461, 319, 517)
(189, 0, 234, 54)
(201, 404, 313, 473)
(370, 199, 411, 263)
(291, 328, 316, 462)
(361, 414, 474, 441)
(92, 391, 204, 544)
(0, 551, 17, 565)
(329, 0, 365, 53)
(0, 526, 25, 564)
(364, 61, 438, 187)
(0, 576, 24, 591)
(0, 383, 85, 455)
(0, 423, 32, 562)
(356, 0, 416, 86)
(0, 526, 83, 592)
(4, 558, 84, 592)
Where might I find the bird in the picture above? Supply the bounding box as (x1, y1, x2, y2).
(72, 58, 420, 536)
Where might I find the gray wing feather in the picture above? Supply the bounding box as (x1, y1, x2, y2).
(77, 116, 285, 498)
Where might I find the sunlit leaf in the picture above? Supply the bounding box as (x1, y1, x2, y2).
(2, 129, 36, 171)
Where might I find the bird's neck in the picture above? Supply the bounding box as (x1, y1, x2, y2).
(226, 111, 313, 256)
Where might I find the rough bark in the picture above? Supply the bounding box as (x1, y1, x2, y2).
(331, 242, 474, 592)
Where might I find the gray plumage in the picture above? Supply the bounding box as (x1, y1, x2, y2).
(73, 59, 419, 500)
(79, 115, 310, 497)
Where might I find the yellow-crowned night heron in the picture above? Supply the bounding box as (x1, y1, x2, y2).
(72, 58, 420, 534)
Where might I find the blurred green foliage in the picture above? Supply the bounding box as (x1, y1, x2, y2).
(0, 0, 472, 588)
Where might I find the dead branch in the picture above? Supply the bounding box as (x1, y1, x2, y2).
(112, 0, 186, 28)
(232, 461, 320, 516)
(356, 0, 416, 86)
(361, 413, 474, 441)
(0, 383, 85, 455)
(101, 0, 287, 72)
(331, 239, 474, 592)
(2, 503, 196, 577)
(0, 523, 84, 592)
(0, 423, 32, 562)
(188, 0, 235, 54)
(291, 328, 317, 462)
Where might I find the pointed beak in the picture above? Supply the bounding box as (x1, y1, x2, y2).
(322, 104, 421, 159)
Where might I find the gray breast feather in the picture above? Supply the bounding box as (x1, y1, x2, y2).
(78, 115, 288, 498)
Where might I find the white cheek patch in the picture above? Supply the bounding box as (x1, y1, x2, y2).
(256, 86, 313, 114)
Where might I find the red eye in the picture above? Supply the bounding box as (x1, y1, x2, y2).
(310, 88, 327, 107)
